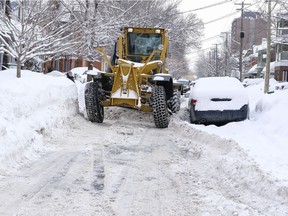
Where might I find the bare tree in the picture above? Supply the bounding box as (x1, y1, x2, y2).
(0, 0, 203, 78)
(96, 0, 203, 78)
(194, 51, 221, 78)
(60, 0, 203, 77)
(59, 0, 133, 59)
(107, 0, 203, 77)
(0, 0, 79, 78)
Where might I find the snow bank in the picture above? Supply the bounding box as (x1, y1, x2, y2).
(0, 69, 78, 176)
(169, 118, 288, 204)
(185, 79, 288, 182)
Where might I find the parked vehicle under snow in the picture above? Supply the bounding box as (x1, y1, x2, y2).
(188, 77, 249, 125)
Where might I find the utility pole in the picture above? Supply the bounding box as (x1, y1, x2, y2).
(264, 0, 271, 93)
(235, 1, 250, 81)
(221, 32, 230, 76)
(213, 44, 220, 76)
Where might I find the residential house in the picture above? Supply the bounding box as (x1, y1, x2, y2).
(43, 55, 107, 73)
(0, 4, 17, 71)
(274, 13, 288, 82)
(1, 0, 107, 73)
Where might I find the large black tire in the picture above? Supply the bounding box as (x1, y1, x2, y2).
(168, 89, 181, 113)
(152, 86, 169, 128)
(85, 82, 104, 123)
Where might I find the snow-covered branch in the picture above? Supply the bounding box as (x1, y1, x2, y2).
(0, 0, 80, 77)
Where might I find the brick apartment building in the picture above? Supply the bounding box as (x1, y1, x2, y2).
(231, 11, 267, 54)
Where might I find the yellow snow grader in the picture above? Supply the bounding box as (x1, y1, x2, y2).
(85, 27, 180, 128)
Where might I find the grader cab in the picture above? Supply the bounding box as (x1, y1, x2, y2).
(85, 27, 180, 128)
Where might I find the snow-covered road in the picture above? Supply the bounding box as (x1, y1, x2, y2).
(1, 108, 287, 216)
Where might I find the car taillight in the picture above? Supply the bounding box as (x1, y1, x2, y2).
(191, 99, 197, 105)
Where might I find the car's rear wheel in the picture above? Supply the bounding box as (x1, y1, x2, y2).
(189, 107, 197, 124)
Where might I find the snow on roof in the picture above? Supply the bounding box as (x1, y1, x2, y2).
(247, 64, 258, 74)
(243, 78, 264, 87)
(46, 70, 66, 77)
(178, 78, 189, 82)
(275, 60, 288, 67)
(70, 67, 100, 75)
(255, 38, 267, 52)
(261, 61, 275, 74)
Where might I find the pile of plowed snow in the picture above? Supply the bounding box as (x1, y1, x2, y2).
(0, 69, 78, 175)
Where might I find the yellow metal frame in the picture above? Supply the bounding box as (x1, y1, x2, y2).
(96, 27, 169, 112)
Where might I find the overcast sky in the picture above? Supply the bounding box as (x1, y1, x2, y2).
(179, 0, 257, 49)
(178, 0, 257, 71)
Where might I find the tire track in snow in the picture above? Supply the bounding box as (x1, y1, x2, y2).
(169, 117, 288, 215)
(102, 123, 196, 215)
(92, 109, 288, 215)
(0, 110, 287, 215)
(0, 150, 80, 215)
(0, 116, 116, 216)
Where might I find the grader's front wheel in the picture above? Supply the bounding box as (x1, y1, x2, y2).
(152, 86, 169, 128)
(85, 82, 104, 123)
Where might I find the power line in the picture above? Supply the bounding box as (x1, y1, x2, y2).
(200, 34, 222, 42)
(189, 43, 225, 54)
(204, 3, 255, 25)
(204, 11, 239, 25)
(178, 0, 233, 14)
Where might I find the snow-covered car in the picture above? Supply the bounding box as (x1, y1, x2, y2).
(188, 77, 249, 125)
(46, 70, 74, 82)
(70, 67, 101, 83)
(176, 78, 191, 94)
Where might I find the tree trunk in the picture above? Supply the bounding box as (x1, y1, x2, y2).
(17, 60, 21, 78)
(5, 0, 11, 19)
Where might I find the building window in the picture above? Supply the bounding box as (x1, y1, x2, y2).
(282, 71, 288, 81)
(278, 44, 288, 60)
(8, 55, 17, 67)
(64, 57, 67, 72)
(56, 59, 60, 71)
(280, 19, 288, 28)
(69, 58, 72, 71)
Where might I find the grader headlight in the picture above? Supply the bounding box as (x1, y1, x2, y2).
(158, 44, 164, 51)
(155, 29, 161, 34)
(128, 28, 133, 32)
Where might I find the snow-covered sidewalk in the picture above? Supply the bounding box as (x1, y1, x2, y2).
(180, 79, 288, 184)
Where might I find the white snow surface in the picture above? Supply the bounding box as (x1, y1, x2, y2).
(0, 70, 288, 215)
(70, 67, 100, 75)
(186, 78, 288, 181)
(0, 69, 78, 175)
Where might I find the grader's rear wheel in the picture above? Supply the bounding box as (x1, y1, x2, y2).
(152, 86, 169, 128)
(85, 82, 104, 123)
(168, 89, 181, 113)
